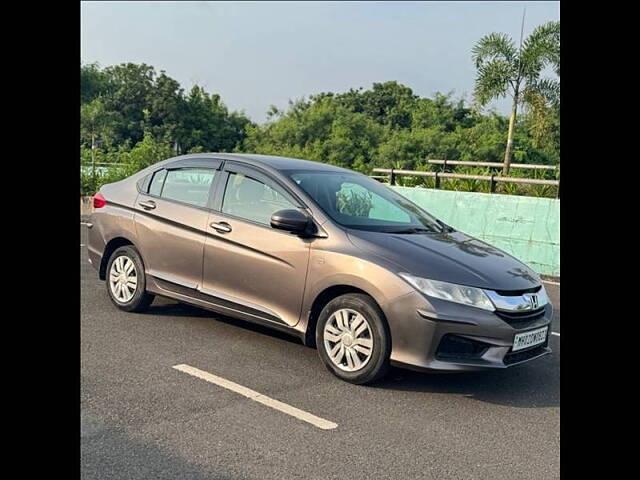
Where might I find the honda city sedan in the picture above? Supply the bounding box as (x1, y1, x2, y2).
(87, 153, 552, 384)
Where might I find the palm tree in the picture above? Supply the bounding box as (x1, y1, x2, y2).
(472, 20, 559, 174)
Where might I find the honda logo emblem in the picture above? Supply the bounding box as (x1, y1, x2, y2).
(524, 293, 539, 310)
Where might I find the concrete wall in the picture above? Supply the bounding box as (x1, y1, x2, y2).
(392, 186, 560, 277)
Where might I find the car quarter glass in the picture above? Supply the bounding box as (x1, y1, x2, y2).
(148, 169, 167, 196)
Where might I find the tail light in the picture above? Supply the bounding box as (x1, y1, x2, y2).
(93, 192, 107, 209)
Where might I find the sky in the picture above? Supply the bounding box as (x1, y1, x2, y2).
(81, 1, 559, 123)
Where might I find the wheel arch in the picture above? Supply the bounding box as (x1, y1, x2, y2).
(98, 236, 139, 280)
(303, 284, 388, 348)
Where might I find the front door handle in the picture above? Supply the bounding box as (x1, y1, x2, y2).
(139, 200, 156, 210)
(210, 221, 232, 233)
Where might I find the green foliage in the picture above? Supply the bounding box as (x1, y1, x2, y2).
(180, 86, 252, 153)
(79, 133, 175, 196)
(80, 162, 136, 197)
(442, 166, 493, 193)
(81, 62, 110, 103)
(80, 56, 560, 198)
(472, 21, 560, 109)
(80, 62, 252, 154)
(240, 86, 559, 178)
(80, 62, 255, 196)
(241, 97, 384, 172)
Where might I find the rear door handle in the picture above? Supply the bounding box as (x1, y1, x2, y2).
(139, 200, 156, 210)
(210, 221, 232, 233)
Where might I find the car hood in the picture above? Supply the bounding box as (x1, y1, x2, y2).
(347, 229, 541, 291)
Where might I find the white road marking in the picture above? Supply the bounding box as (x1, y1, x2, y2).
(543, 280, 560, 286)
(173, 364, 338, 430)
(80, 244, 85, 247)
(551, 332, 560, 337)
(80, 222, 90, 226)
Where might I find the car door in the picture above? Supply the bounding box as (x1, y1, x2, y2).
(134, 159, 221, 291)
(202, 162, 312, 327)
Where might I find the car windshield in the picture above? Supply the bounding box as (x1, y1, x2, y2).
(285, 170, 445, 233)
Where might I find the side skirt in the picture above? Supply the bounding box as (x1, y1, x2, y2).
(145, 274, 306, 341)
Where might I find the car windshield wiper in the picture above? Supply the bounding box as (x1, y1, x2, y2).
(436, 220, 455, 233)
(386, 227, 438, 234)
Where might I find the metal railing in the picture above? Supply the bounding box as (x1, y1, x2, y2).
(424, 159, 557, 171)
(371, 159, 560, 198)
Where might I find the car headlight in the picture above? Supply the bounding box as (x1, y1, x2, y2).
(398, 273, 495, 311)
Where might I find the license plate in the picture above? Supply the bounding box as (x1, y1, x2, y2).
(512, 326, 548, 352)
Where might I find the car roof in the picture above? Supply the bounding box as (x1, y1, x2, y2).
(167, 153, 353, 173)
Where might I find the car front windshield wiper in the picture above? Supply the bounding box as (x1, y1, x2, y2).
(436, 220, 455, 233)
(385, 227, 438, 234)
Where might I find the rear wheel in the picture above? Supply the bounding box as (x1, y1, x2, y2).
(316, 293, 390, 384)
(105, 245, 154, 312)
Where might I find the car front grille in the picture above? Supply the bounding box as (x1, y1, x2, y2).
(495, 307, 546, 327)
(493, 285, 542, 296)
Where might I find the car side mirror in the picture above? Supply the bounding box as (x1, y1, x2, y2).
(271, 209, 311, 234)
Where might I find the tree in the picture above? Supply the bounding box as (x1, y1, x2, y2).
(146, 71, 185, 149)
(333, 81, 418, 129)
(472, 20, 559, 174)
(81, 62, 110, 103)
(101, 63, 157, 145)
(180, 85, 252, 153)
(80, 97, 118, 191)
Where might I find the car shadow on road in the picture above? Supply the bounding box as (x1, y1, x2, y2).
(144, 300, 305, 346)
(371, 305, 561, 409)
(371, 357, 559, 409)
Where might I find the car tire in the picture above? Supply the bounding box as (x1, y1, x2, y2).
(105, 245, 154, 312)
(316, 293, 391, 385)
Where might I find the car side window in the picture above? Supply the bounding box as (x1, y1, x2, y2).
(222, 172, 298, 226)
(148, 170, 167, 196)
(159, 168, 216, 208)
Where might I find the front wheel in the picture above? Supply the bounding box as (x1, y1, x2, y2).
(105, 245, 154, 312)
(316, 293, 391, 385)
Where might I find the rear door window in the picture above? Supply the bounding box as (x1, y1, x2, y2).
(160, 168, 216, 208)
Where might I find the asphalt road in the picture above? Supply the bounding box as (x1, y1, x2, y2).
(81, 225, 560, 480)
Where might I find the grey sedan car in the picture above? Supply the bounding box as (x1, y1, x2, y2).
(87, 153, 552, 384)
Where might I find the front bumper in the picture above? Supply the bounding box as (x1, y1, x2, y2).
(384, 290, 553, 372)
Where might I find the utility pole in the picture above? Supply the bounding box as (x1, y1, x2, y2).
(91, 132, 96, 193)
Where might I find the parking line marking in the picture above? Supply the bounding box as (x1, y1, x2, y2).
(172, 364, 338, 430)
(551, 332, 560, 337)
